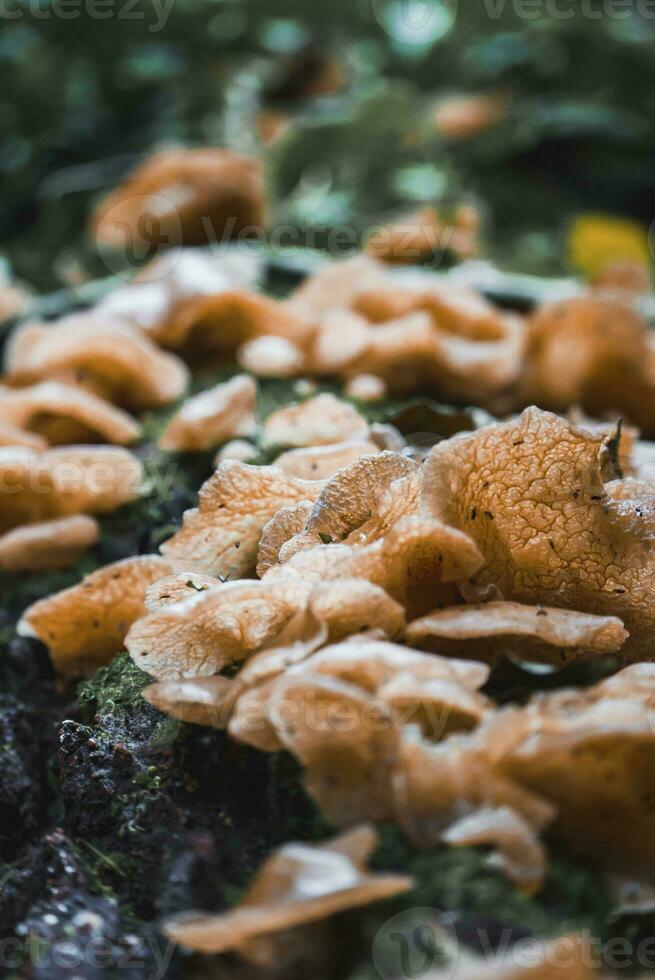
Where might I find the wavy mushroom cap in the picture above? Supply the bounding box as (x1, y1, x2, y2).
(262, 393, 370, 449)
(144, 571, 224, 611)
(406, 601, 628, 667)
(421, 407, 655, 658)
(0, 515, 99, 571)
(307, 309, 371, 375)
(160, 460, 323, 578)
(158, 374, 256, 452)
(244, 672, 401, 822)
(5, 316, 189, 410)
(290, 635, 490, 737)
(96, 247, 262, 346)
(18, 555, 172, 676)
(163, 826, 411, 960)
(392, 725, 553, 893)
(364, 206, 449, 265)
(126, 578, 311, 680)
(0, 445, 142, 533)
(276, 452, 418, 562)
(332, 516, 485, 619)
(256, 501, 315, 578)
(0, 381, 140, 445)
(238, 335, 306, 378)
(498, 669, 655, 879)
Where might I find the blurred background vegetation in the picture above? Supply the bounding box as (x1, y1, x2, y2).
(2, 0, 655, 292)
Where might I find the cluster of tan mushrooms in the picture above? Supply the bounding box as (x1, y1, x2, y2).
(4, 148, 655, 976)
(12, 392, 655, 974)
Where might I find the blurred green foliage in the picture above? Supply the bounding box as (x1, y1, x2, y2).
(2, 0, 655, 289)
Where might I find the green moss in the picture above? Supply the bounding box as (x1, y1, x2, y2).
(76, 652, 151, 723)
(370, 826, 613, 939)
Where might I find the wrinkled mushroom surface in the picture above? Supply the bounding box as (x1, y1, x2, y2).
(160, 460, 323, 578)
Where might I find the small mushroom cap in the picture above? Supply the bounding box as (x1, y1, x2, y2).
(344, 374, 387, 402)
(262, 393, 370, 449)
(592, 258, 651, 296)
(352, 280, 524, 397)
(227, 586, 404, 749)
(158, 374, 256, 452)
(272, 440, 380, 481)
(0, 515, 99, 571)
(0, 382, 140, 446)
(18, 555, 172, 676)
(442, 805, 548, 894)
(238, 336, 306, 378)
(0, 445, 142, 533)
(406, 601, 629, 667)
(160, 460, 322, 578)
(6, 316, 189, 410)
(234, 603, 329, 694)
(126, 579, 310, 680)
(91, 147, 266, 249)
(308, 310, 371, 374)
(304, 578, 406, 642)
(43, 446, 142, 514)
(421, 407, 655, 658)
(163, 826, 411, 957)
(394, 663, 655, 889)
